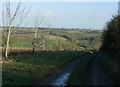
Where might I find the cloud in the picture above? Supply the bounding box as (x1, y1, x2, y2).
(45, 10, 72, 19)
(45, 10, 54, 16)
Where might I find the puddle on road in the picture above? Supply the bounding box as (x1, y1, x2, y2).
(49, 54, 90, 86)
(51, 73, 71, 86)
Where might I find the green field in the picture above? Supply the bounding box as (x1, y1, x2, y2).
(7, 34, 78, 51)
(2, 51, 87, 85)
(2, 28, 102, 51)
(61, 32, 101, 38)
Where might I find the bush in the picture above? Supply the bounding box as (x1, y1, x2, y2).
(101, 15, 120, 60)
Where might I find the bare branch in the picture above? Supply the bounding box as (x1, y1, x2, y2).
(10, 2, 22, 23)
(2, 1, 30, 58)
(16, 6, 31, 27)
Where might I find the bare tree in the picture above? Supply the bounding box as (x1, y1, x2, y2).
(2, 0, 30, 58)
(32, 10, 45, 53)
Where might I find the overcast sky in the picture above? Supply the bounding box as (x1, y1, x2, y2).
(1, 2, 118, 30)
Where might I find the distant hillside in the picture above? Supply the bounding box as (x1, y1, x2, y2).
(2, 26, 102, 51)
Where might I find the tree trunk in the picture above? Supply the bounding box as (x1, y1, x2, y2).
(33, 47, 35, 53)
(33, 28, 38, 53)
(34, 28, 38, 39)
(5, 27, 11, 58)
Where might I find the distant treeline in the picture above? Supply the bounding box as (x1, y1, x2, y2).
(1, 26, 103, 33)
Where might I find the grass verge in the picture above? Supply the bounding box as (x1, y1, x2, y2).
(100, 52, 120, 85)
(2, 51, 87, 86)
(67, 53, 96, 85)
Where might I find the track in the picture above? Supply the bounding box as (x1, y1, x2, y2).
(86, 53, 113, 85)
(38, 54, 92, 86)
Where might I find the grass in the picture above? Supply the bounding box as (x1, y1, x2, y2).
(10, 35, 33, 48)
(100, 52, 120, 85)
(2, 51, 87, 86)
(67, 53, 96, 85)
(4, 34, 77, 50)
(61, 32, 101, 38)
(45, 35, 76, 50)
(2, 30, 102, 53)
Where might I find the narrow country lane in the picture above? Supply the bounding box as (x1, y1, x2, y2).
(86, 53, 113, 85)
(38, 53, 92, 86)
